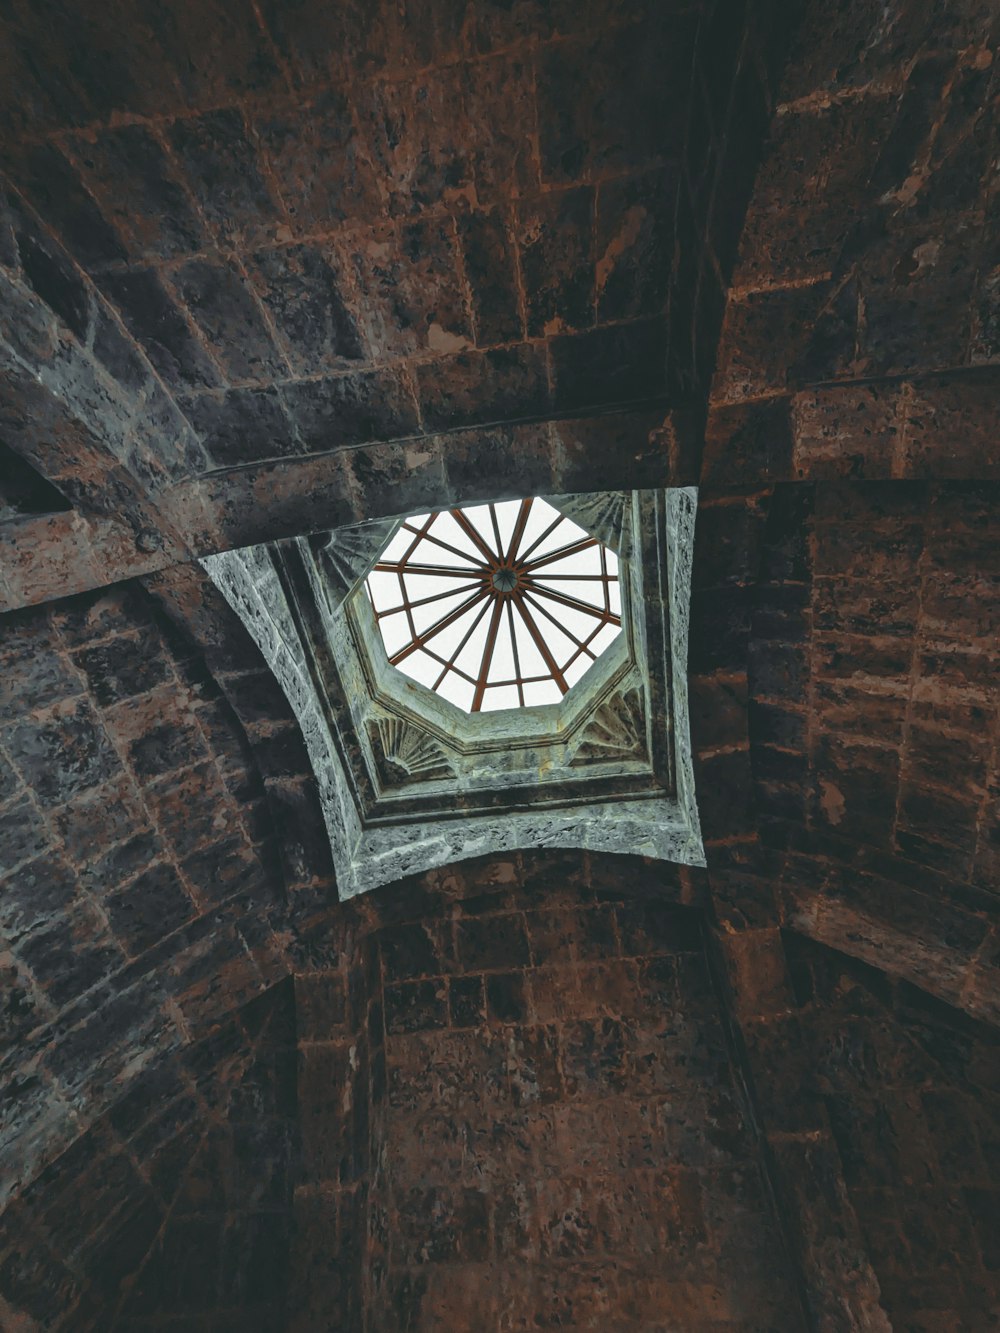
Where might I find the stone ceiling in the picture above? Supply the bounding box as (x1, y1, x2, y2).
(0, 0, 998, 1328)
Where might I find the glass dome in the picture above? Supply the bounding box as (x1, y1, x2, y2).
(364, 498, 623, 713)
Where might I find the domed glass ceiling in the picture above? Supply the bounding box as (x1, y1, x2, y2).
(365, 498, 622, 713)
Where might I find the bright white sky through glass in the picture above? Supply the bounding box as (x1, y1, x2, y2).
(365, 498, 622, 713)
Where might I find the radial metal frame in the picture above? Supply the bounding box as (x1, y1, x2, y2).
(367, 498, 622, 712)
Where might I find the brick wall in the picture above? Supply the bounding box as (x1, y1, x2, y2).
(0, 579, 292, 1319)
(290, 908, 381, 1332)
(293, 852, 800, 1331)
(788, 935, 1000, 1328)
(747, 480, 1000, 1019)
(0, 979, 296, 1331)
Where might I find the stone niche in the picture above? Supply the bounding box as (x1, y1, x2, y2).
(202, 489, 703, 896)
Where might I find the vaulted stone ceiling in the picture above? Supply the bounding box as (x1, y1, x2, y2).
(0, 0, 997, 1329)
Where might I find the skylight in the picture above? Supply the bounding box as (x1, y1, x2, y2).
(365, 498, 623, 713)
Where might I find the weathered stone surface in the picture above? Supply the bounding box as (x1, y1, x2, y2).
(0, 0, 999, 1328)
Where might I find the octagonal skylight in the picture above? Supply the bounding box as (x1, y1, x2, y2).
(364, 498, 623, 713)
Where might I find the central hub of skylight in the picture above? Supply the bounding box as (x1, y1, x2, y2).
(365, 498, 622, 713)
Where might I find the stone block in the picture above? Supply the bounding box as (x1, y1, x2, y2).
(172, 257, 286, 385)
(2, 142, 127, 270)
(455, 207, 522, 346)
(183, 385, 299, 468)
(168, 108, 284, 250)
(415, 344, 550, 432)
(99, 268, 220, 390)
(71, 631, 170, 707)
(6, 696, 122, 802)
(448, 974, 486, 1028)
(550, 316, 668, 413)
(384, 979, 449, 1035)
(457, 913, 530, 972)
(518, 186, 594, 337)
(486, 971, 529, 1023)
(73, 123, 205, 263)
(247, 241, 364, 373)
(104, 861, 194, 957)
(595, 167, 676, 323)
(282, 368, 420, 453)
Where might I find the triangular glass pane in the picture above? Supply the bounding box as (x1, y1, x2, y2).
(532, 575, 606, 612)
(425, 510, 486, 564)
(532, 597, 602, 645)
(589, 622, 622, 656)
(456, 503, 495, 545)
(534, 544, 602, 577)
(515, 499, 560, 563)
(563, 653, 593, 688)
(521, 597, 580, 666)
(523, 508, 590, 563)
(408, 540, 478, 572)
(423, 603, 482, 659)
(488, 611, 517, 684)
(379, 525, 421, 563)
(404, 570, 479, 602)
(493, 500, 522, 559)
(397, 648, 442, 688)
(512, 608, 548, 677)
(410, 587, 481, 636)
(453, 604, 494, 678)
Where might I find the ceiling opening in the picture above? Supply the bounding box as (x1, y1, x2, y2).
(365, 498, 623, 713)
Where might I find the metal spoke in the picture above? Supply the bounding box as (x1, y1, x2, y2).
(374, 579, 483, 620)
(452, 507, 498, 563)
(505, 497, 533, 563)
(374, 561, 484, 579)
(527, 536, 599, 572)
(472, 597, 506, 711)
(522, 580, 621, 627)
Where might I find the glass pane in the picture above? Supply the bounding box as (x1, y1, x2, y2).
(522, 678, 562, 706)
(532, 597, 601, 645)
(512, 609, 548, 677)
(493, 499, 522, 557)
(436, 672, 475, 711)
(489, 612, 517, 684)
(453, 605, 493, 677)
(536, 544, 602, 577)
(516, 499, 560, 561)
(379, 526, 420, 563)
(589, 622, 622, 656)
(481, 684, 521, 712)
(367, 569, 403, 611)
(410, 587, 479, 635)
(427, 510, 486, 563)
(378, 610, 411, 656)
(411, 541, 478, 571)
(533, 575, 607, 612)
(404, 570, 477, 601)
(424, 603, 483, 658)
(563, 653, 593, 688)
(397, 649, 442, 688)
